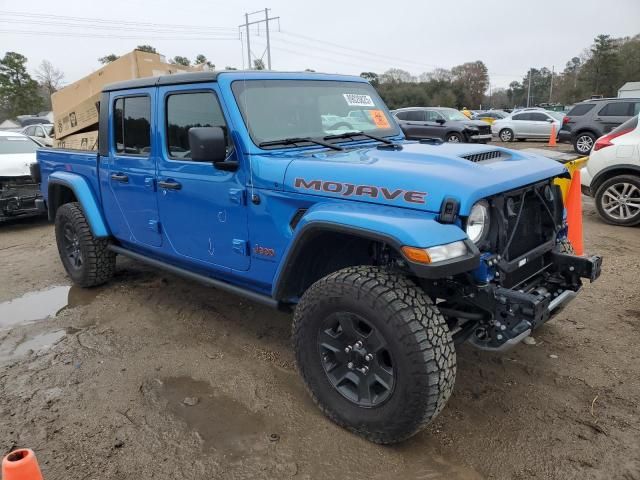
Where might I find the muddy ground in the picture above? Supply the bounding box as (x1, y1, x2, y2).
(1, 144, 639, 479)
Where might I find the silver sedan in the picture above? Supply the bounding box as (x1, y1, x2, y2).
(492, 111, 564, 142)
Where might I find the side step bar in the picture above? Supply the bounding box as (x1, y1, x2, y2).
(108, 245, 280, 309)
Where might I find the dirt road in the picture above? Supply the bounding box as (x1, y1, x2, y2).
(1, 198, 639, 479)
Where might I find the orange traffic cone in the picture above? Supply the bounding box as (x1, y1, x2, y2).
(2, 449, 43, 480)
(566, 169, 584, 256)
(548, 123, 558, 147)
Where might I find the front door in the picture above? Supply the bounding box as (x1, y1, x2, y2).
(528, 112, 554, 138)
(107, 90, 162, 247)
(156, 86, 250, 271)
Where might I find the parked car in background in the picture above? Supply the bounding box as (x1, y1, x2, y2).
(492, 110, 564, 142)
(473, 110, 508, 124)
(0, 131, 43, 221)
(392, 107, 492, 143)
(581, 115, 640, 226)
(21, 124, 55, 147)
(322, 110, 376, 132)
(559, 97, 640, 155)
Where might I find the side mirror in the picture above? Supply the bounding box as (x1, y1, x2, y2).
(188, 127, 238, 171)
(546, 118, 555, 123)
(435, 118, 446, 125)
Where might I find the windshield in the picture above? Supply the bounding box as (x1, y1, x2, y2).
(438, 109, 468, 121)
(231, 80, 400, 147)
(0, 135, 39, 154)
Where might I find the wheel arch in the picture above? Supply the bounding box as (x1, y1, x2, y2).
(271, 202, 474, 303)
(591, 164, 640, 194)
(47, 171, 110, 237)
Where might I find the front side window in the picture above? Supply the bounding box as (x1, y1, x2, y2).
(512, 113, 529, 121)
(232, 80, 399, 147)
(166, 92, 227, 160)
(425, 110, 444, 122)
(598, 102, 631, 117)
(439, 109, 468, 121)
(530, 112, 550, 121)
(113, 96, 151, 156)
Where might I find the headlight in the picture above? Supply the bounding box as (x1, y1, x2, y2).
(401, 240, 468, 264)
(466, 200, 490, 243)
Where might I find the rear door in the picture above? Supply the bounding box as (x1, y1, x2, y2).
(106, 89, 162, 247)
(595, 101, 634, 134)
(155, 85, 250, 271)
(397, 110, 437, 139)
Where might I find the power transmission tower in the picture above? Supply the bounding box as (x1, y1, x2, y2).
(239, 9, 280, 69)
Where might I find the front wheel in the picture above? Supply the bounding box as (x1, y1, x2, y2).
(55, 202, 116, 287)
(292, 266, 456, 444)
(594, 175, 640, 226)
(499, 128, 514, 142)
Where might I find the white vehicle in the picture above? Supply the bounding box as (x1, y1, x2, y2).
(492, 110, 564, 142)
(581, 115, 640, 226)
(0, 131, 43, 220)
(21, 124, 55, 147)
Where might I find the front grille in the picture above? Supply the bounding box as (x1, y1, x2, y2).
(461, 150, 503, 163)
(482, 181, 563, 287)
(478, 125, 491, 135)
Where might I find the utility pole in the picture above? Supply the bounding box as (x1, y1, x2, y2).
(549, 65, 554, 103)
(527, 69, 532, 107)
(239, 9, 280, 70)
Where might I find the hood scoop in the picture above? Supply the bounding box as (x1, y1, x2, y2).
(460, 150, 506, 163)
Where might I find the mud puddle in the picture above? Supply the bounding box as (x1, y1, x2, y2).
(158, 376, 274, 457)
(0, 285, 97, 329)
(0, 329, 66, 363)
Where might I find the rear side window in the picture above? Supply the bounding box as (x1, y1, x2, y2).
(114, 96, 151, 156)
(598, 102, 632, 117)
(512, 113, 529, 121)
(404, 110, 425, 121)
(166, 91, 227, 160)
(566, 103, 595, 116)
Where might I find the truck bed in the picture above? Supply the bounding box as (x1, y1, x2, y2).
(37, 147, 100, 212)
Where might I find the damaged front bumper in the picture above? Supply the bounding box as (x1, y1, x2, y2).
(0, 176, 44, 220)
(465, 251, 602, 351)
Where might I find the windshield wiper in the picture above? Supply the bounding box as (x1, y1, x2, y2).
(258, 137, 344, 151)
(323, 131, 394, 145)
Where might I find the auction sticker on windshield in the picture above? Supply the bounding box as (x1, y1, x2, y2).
(368, 109, 390, 128)
(343, 93, 375, 107)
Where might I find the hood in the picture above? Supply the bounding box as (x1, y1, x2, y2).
(282, 142, 566, 215)
(0, 153, 37, 177)
(460, 120, 490, 128)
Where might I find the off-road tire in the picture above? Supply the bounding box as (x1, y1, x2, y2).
(292, 266, 456, 444)
(55, 202, 115, 287)
(499, 128, 514, 142)
(594, 175, 640, 227)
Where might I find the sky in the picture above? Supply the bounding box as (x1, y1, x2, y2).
(1, 0, 639, 90)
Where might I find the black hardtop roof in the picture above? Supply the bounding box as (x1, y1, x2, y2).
(102, 70, 350, 92)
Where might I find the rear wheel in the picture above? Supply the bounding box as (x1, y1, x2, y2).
(573, 132, 596, 155)
(499, 128, 514, 142)
(594, 175, 640, 226)
(446, 132, 463, 143)
(55, 202, 116, 287)
(292, 266, 456, 444)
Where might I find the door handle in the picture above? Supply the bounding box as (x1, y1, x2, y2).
(111, 173, 129, 183)
(158, 180, 182, 190)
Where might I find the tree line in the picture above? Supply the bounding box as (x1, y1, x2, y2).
(1, 33, 639, 123)
(364, 33, 640, 110)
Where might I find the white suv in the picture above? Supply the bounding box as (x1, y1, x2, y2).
(581, 115, 640, 226)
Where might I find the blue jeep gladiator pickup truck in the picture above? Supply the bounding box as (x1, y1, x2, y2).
(37, 71, 602, 443)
